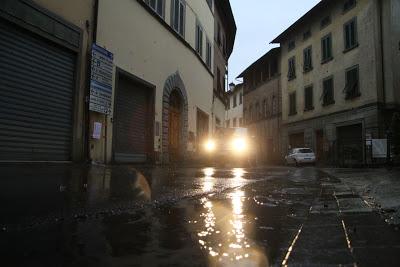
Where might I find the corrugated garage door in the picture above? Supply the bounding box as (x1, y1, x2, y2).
(337, 124, 363, 166)
(114, 75, 152, 163)
(0, 21, 75, 161)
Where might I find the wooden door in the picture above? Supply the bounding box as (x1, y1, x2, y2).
(169, 106, 181, 161)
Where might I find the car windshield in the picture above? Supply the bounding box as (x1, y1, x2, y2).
(299, 148, 313, 153)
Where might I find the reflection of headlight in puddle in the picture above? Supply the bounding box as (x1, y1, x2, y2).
(204, 140, 216, 152)
(231, 138, 247, 152)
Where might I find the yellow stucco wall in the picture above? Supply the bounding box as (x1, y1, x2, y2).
(95, 0, 214, 162)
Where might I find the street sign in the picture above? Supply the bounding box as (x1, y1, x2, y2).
(89, 44, 114, 115)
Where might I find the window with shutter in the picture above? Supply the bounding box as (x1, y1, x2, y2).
(344, 18, 358, 51)
(289, 92, 297, 116)
(144, 0, 165, 17)
(195, 21, 203, 57)
(344, 66, 360, 99)
(172, 0, 185, 36)
(303, 46, 313, 72)
(322, 77, 335, 106)
(288, 57, 296, 80)
(321, 34, 333, 63)
(304, 85, 314, 111)
(206, 38, 212, 69)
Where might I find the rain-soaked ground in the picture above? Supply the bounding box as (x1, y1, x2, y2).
(1, 164, 400, 266)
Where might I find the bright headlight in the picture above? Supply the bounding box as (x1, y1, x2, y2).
(204, 139, 216, 152)
(231, 138, 247, 152)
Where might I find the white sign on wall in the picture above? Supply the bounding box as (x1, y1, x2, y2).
(372, 139, 387, 158)
(89, 44, 114, 115)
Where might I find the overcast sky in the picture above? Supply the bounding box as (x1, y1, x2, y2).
(228, 0, 320, 84)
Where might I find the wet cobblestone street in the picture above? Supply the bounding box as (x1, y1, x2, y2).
(1, 165, 400, 266)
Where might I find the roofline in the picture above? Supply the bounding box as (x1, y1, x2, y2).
(236, 47, 281, 78)
(215, 0, 237, 57)
(270, 0, 332, 44)
(227, 83, 243, 95)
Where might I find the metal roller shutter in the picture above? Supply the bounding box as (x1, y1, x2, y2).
(0, 22, 75, 161)
(114, 76, 151, 163)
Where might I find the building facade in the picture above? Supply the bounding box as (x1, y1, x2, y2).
(272, 0, 400, 166)
(225, 83, 244, 128)
(0, 0, 94, 162)
(240, 48, 282, 163)
(212, 0, 237, 134)
(92, 0, 235, 164)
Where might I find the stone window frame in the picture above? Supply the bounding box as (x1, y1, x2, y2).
(304, 85, 314, 112)
(321, 33, 333, 64)
(171, 0, 186, 37)
(343, 17, 359, 53)
(322, 76, 335, 106)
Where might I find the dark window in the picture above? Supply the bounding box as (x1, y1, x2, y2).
(321, 16, 331, 29)
(172, 0, 185, 36)
(206, 38, 212, 68)
(145, 0, 164, 17)
(303, 46, 313, 72)
(233, 93, 237, 107)
(322, 77, 335, 106)
(289, 92, 297, 116)
(288, 57, 296, 80)
(344, 18, 358, 51)
(233, 118, 237, 127)
(321, 34, 333, 63)
(239, 118, 243, 127)
(239, 92, 243, 105)
(270, 59, 278, 76)
(195, 21, 203, 57)
(343, 0, 356, 12)
(217, 68, 222, 92)
(344, 66, 360, 99)
(304, 85, 314, 111)
(288, 40, 296, 51)
(303, 29, 312, 40)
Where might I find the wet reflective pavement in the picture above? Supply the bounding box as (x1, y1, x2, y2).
(1, 165, 400, 266)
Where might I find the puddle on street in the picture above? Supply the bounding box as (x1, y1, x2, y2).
(0, 165, 317, 266)
(184, 168, 269, 266)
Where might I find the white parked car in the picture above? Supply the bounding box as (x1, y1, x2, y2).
(285, 148, 316, 166)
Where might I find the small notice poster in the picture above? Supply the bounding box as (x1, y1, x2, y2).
(92, 122, 102, 140)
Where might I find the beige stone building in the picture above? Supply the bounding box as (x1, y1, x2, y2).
(0, 0, 95, 162)
(272, 0, 400, 166)
(225, 83, 244, 128)
(91, 0, 235, 164)
(212, 0, 237, 134)
(239, 48, 282, 163)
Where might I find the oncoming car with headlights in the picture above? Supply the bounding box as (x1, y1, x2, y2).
(202, 127, 255, 165)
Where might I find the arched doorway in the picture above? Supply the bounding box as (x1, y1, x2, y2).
(169, 90, 182, 161)
(161, 72, 189, 164)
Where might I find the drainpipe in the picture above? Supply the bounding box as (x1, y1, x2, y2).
(378, 0, 387, 114)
